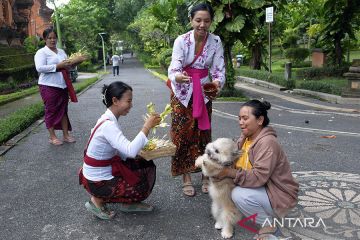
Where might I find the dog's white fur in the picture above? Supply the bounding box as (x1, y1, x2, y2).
(195, 138, 242, 239)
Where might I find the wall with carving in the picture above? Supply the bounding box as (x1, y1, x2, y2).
(0, 0, 53, 46)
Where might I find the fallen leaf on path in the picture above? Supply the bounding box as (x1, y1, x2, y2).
(320, 135, 336, 139)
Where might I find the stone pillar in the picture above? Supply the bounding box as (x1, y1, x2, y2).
(311, 48, 326, 68)
(342, 59, 360, 98)
(284, 62, 292, 81)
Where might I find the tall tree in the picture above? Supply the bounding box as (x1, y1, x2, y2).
(190, 0, 283, 89)
(57, 0, 113, 56)
(321, 0, 360, 66)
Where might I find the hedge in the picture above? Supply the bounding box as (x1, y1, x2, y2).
(284, 48, 309, 64)
(0, 102, 44, 144)
(297, 66, 349, 79)
(239, 69, 296, 89)
(0, 86, 38, 106)
(0, 76, 100, 144)
(297, 81, 342, 95)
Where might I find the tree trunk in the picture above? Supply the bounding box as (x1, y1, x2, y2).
(249, 43, 262, 70)
(334, 33, 342, 66)
(223, 42, 235, 90)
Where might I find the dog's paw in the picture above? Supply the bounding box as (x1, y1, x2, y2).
(221, 230, 233, 239)
(195, 156, 204, 167)
(214, 222, 223, 230)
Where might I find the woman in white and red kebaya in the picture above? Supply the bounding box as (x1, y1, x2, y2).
(79, 81, 161, 219)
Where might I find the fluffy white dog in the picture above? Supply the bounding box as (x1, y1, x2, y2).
(195, 138, 242, 239)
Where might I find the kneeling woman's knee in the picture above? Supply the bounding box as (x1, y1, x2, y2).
(231, 187, 246, 206)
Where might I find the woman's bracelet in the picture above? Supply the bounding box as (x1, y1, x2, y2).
(142, 126, 150, 132)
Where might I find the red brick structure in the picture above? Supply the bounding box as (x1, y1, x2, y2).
(311, 48, 326, 68)
(0, 0, 52, 46)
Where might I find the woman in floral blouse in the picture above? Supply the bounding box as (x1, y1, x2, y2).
(167, 3, 225, 197)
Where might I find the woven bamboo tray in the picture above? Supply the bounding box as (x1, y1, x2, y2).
(140, 143, 176, 160)
(65, 55, 88, 65)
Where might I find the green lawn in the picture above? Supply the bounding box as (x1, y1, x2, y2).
(350, 50, 360, 61)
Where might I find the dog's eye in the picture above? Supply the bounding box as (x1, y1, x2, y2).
(215, 149, 219, 153)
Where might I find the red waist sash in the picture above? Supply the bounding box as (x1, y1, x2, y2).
(60, 69, 78, 102)
(83, 154, 140, 186)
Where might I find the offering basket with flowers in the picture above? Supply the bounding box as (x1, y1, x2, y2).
(64, 49, 90, 65)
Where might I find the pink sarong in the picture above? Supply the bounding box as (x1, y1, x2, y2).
(184, 67, 210, 130)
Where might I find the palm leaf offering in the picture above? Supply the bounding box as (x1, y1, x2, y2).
(141, 103, 175, 160)
(65, 49, 90, 65)
(143, 102, 172, 134)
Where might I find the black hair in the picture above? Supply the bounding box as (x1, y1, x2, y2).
(241, 99, 271, 127)
(190, 3, 214, 21)
(102, 81, 133, 108)
(43, 27, 57, 39)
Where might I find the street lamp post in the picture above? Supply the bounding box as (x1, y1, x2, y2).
(98, 32, 106, 72)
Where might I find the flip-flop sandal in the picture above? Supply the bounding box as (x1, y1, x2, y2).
(118, 202, 154, 212)
(202, 178, 209, 194)
(182, 182, 196, 197)
(85, 201, 116, 220)
(63, 136, 76, 143)
(49, 138, 63, 146)
(253, 227, 282, 240)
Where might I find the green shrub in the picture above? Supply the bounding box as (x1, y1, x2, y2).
(137, 52, 158, 67)
(298, 80, 342, 95)
(239, 69, 296, 89)
(157, 48, 173, 71)
(0, 102, 44, 144)
(219, 88, 246, 98)
(0, 81, 16, 93)
(0, 53, 34, 69)
(23, 36, 39, 53)
(77, 60, 97, 72)
(297, 66, 349, 79)
(282, 34, 298, 49)
(284, 48, 309, 64)
(283, 61, 311, 68)
(0, 64, 37, 86)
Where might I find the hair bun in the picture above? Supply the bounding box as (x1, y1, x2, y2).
(262, 101, 271, 110)
(102, 84, 108, 95)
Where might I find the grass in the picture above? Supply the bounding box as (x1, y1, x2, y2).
(148, 68, 167, 81)
(73, 76, 99, 92)
(350, 50, 360, 61)
(0, 75, 100, 144)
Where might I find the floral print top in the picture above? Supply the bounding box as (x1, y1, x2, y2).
(168, 30, 225, 107)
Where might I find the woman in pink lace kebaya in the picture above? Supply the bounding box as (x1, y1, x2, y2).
(167, 3, 225, 197)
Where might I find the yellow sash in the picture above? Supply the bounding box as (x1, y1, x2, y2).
(235, 138, 252, 170)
